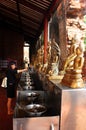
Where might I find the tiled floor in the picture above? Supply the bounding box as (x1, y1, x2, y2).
(0, 86, 13, 130)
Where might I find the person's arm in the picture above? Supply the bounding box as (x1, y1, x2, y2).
(17, 68, 27, 73)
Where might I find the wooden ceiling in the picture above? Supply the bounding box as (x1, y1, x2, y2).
(0, 0, 60, 42)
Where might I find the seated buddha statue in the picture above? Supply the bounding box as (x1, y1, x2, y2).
(73, 46, 84, 72)
(63, 36, 78, 71)
(61, 45, 84, 88)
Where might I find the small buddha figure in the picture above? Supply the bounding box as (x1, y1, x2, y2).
(73, 46, 84, 71)
(63, 35, 78, 71)
(41, 63, 48, 74)
(47, 41, 51, 64)
(36, 46, 44, 70)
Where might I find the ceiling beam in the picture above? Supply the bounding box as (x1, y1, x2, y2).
(0, 3, 40, 24)
(0, 14, 37, 37)
(16, 0, 22, 31)
(0, 0, 61, 42)
(0, 21, 36, 41)
(0, 10, 39, 29)
(12, 0, 46, 14)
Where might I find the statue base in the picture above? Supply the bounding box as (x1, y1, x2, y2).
(48, 75, 63, 80)
(61, 69, 84, 88)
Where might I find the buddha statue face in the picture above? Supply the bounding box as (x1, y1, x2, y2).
(76, 47, 82, 56)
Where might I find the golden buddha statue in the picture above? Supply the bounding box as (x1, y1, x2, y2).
(63, 36, 78, 71)
(73, 47, 84, 70)
(61, 45, 84, 88)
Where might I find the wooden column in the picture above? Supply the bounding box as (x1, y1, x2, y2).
(44, 17, 48, 64)
(57, 1, 67, 70)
